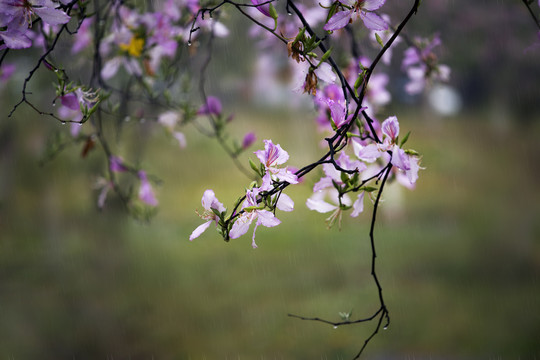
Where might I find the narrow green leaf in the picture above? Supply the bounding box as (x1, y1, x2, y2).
(360, 186, 378, 192)
(354, 71, 365, 98)
(404, 149, 420, 156)
(269, 3, 278, 20)
(340, 171, 349, 184)
(375, 33, 384, 47)
(249, 158, 259, 173)
(400, 130, 411, 147)
(211, 208, 221, 218)
(320, 47, 332, 63)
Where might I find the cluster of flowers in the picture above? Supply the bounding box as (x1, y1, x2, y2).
(190, 139, 297, 248)
(185, 0, 442, 247)
(0, 0, 241, 212)
(0, 0, 448, 230)
(190, 112, 420, 247)
(246, 0, 450, 120)
(0, 0, 71, 50)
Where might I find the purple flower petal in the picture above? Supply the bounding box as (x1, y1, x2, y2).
(276, 193, 294, 212)
(189, 220, 212, 240)
(158, 111, 179, 130)
(174, 131, 187, 148)
(34, 6, 70, 25)
(360, 11, 388, 31)
(101, 57, 121, 80)
(306, 197, 337, 213)
(201, 189, 225, 212)
(109, 156, 128, 172)
(381, 116, 399, 141)
(229, 213, 253, 239)
(362, 0, 386, 11)
(351, 192, 365, 217)
(275, 168, 299, 184)
(328, 99, 346, 128)
(353, 142, 382, 163)
(0, 63, 16, 82)
(72, 18, 92, 54)
(315, 62, 337, 84)
(255, 139, 289, 167)
(251, 0, 271, 17)
(313, 176, 335, 192)
(406, 155, 420, 184)
(138, 171, 158, 207)
(242, 132, 256, 149)
(323, 9, 353, 32)
(390, 145, 410, 172)
(198, 96, 222, 115)
(256, 210, 281, 227)
(0, 26, 32, 49)
(60, 93, 80, 111)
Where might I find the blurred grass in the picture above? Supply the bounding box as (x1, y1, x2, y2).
(0, 106, 539, 359)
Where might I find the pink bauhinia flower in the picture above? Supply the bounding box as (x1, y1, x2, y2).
(189, 189, 226, 241)
(0, 0, 70, 49)
(251, 0, 272, 17)
(390, 145, 420, 185)
(291, 60, 336, 94)
(100, 54, 143, 80)
(71, 17, 93, 54)
(255, 139, 298, 190)
(158, 111, 186, 148)
(306, 188, 365, 228)
(138, 170, 158, 206)
(404, 63, 450, 95)
(0, 63, 15, 82)
(326, 98, 367, 129)
(109, 155, 128, 172)
(352, 115, 399, 162)
(56, 87, 99, 136)
(401, 34, 450, 95)
(313, 152, 366, 192)
(354, 115, 421, 185)
(197, 96, 222, 116)
(324, 0, 387, 32)
(0, 0, 70, 26)
(381, 115, 399, 143)
(0, 18, 31, 49)
(94, 177, 113, 209)
(229, 188, 281, 248)
(242, 132, 257, 149)
(327, 99, 349, 128)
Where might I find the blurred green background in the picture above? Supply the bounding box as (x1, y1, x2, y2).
(1, 1, 540, 359)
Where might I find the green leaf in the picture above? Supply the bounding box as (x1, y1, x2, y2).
(331, 179, 341, 192)
(400, 131, 411, 147)
(375, 33, 384, 47)
(360, 186, 378, 192)
(346, 131, 361, 139)
(243, 205, 264, 212)
(211, 207, 222, 218)
(320, 47, 333, 63)
(294, 27, 306, 43)
(404, 149, 420, 156)
(354, 71, 365, 98)
(350, 172, 359, 187)
(249, 158, 260, 174)
(340, 171, 349, 184)
(339, 309, 353, 321)
(268, 3, 278, 20)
